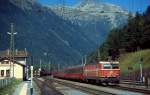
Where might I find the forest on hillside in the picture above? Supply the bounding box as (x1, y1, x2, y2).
(88, 6, 150, 62)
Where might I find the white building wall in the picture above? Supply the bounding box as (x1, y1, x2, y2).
(14, 64, 23, 79)
(0, 61, 24, 80)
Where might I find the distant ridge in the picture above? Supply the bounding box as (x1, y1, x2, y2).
(49, 0, 129, 47)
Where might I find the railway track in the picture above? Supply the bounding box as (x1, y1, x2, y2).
(35, 77, 150, 95)
(115, 85, 150, 95)
(34, 78, 63, 95)
(45, 78, 115, 95)
(117, 83, 150, 95)
(44, 77, 144, 95)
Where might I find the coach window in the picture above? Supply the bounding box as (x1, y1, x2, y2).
(103, 64, 111, 69)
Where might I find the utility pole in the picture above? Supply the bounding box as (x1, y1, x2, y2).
(84, 55, 87, 66)
(24, 48, 28, 80)
(140, 57, 143, 82)
(40, 59, 42, 70)
(39, 59, 42, 77)
(82, 57, 84, 65)
(57, 64, 60, 71)
(24, 48, 27, 64)
(30, 66, 33, 95)
(7, 23, 17, 78)
(97, 49, 100, 62)
(49, 61, 51, 74)
(44, 52, 48, 70)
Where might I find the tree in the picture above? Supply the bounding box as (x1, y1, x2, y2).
(145, 6, 150, 16)
(88, 6, 150, 62)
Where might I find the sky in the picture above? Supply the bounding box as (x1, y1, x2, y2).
(37, 0, 150, 13)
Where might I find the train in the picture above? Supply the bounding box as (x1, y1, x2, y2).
(52, 61, 120, 85)
(34, 69, 51, 77)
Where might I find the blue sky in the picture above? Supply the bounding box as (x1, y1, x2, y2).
(37, 0, 150, 13)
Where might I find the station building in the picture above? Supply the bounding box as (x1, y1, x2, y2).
(0, 50, 28, 80)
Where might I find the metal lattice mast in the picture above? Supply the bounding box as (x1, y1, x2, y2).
(7, 23, 17, 78)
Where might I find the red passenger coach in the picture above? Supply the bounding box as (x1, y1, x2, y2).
(53, 70, 66, 79)
(64, 66, 84, 80)
(84, 61, 120, 84)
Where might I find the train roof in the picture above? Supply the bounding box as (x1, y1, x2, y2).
(66, 65, 83, 70)
(98, 61, 119, 64)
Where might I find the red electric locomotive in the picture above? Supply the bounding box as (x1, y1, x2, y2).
(84, 61, 120, 84)
(53, 61, 120, 85)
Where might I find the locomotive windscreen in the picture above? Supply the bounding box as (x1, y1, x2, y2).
(103, 64, 111, 69)
(103, 63, 119, 69)
(111, 64, 119, 69)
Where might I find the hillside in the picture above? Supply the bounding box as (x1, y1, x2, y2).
(0, 0, 95, 65)
(119, 49, 150, 74)
(119, 49, 150, 80)
(87, 6, 150, 62)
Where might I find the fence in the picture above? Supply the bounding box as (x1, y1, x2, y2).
(0, 78, 12, 89)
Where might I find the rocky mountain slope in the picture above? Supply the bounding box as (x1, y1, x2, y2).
(0, 0, 95, 65)
(49, 0, 129, 45)
(0, 0, 129, 66)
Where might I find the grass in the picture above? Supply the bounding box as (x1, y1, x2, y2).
(119, 49, 150, 74)
(0, 78, 22, 95)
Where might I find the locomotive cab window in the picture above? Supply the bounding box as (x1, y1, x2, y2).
(111, 64, 119, 69)
(103, 64, 111, 69)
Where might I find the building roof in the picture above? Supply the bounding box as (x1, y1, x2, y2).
(0, 57, 26, 67)
(0, 50, 28, 58)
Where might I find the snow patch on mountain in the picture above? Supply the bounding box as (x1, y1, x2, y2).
(49, 1, 129, 29)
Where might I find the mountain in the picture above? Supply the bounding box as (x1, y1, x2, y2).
(0, 0, 95, 66)
(49, 0, 129, 45)
(0, 0, 130, 67)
